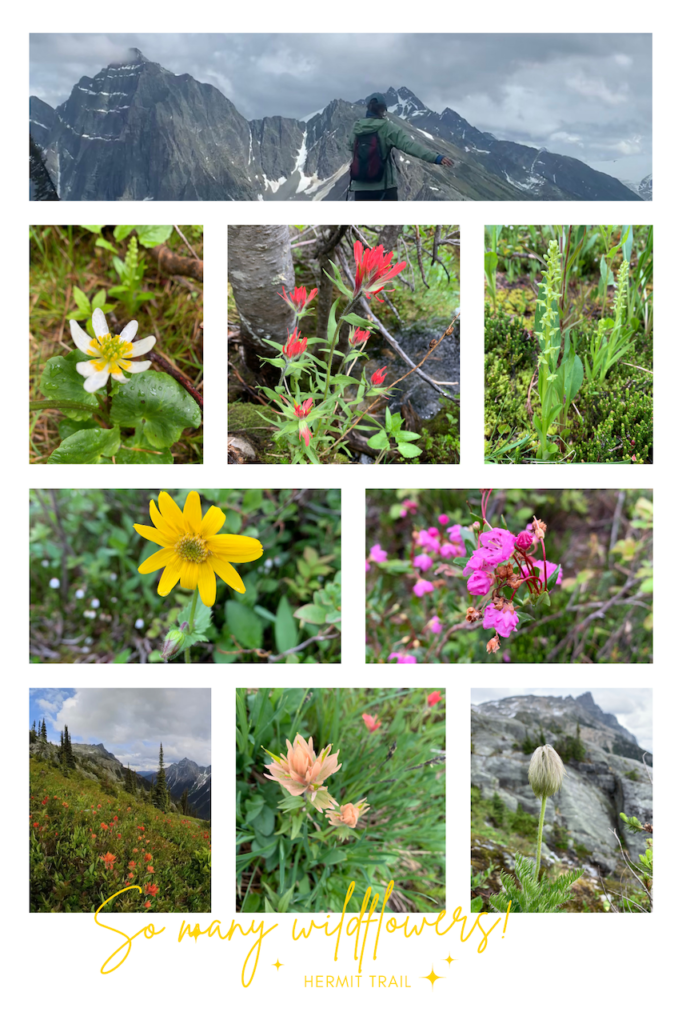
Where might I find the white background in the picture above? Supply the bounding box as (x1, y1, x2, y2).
(8, 4, 677, 1021)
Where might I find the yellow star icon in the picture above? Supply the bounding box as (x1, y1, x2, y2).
(443, 955, 456, 966)
(421, 966, 445, 988)
(273, 960, 283, 970)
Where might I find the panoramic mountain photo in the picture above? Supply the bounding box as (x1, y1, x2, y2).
(29, 34, 651, 202)
(29, 688, 211, 912)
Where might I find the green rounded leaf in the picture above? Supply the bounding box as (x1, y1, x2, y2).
(39, 356, 99, 421)
(225, 601, 264, 649)
(47, 426, 121, 464)
(397, 442, 422, 459)
(110, 371, 201, 448)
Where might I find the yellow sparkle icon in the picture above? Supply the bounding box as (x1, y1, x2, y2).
(443, 955, 456, 966)
(421, 966, 445, 988)
(273, 960, 283, 970)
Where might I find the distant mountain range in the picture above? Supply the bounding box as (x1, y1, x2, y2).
(29, 50, 645, 202)
(30, 736, 211, 819)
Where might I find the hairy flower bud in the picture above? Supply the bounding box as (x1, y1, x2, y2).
(528, 745, 566, 798)
(162, 628, 186, 662)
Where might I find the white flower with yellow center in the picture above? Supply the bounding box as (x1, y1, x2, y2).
(70, 308, 156, 393)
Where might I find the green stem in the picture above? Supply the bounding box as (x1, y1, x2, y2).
(322, 298, 355, 401)
(29, 399, 98, 414)
(183, 589, 199, 663)
(534, 794, 547, 881)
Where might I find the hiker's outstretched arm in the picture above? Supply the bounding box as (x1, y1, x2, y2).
(386, 123, 441, 163)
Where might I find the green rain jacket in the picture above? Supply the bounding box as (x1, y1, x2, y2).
(348, 116, 440, 192)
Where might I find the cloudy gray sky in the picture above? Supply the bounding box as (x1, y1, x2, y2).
(29, 688, 211, 770)
(29, 33, 652, 181)
(471, 688, 652, 752)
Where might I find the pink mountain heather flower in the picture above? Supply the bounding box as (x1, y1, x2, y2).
(447, 523, 463, 542)
(427, 527, 440, 537)
(264, 734, 341, 806)
(349, 327, 371, 346)
(388, 652, 417, 664)
(427, 691, 442, 707)
(463, 548, 488, 574)
(426, 615, 442, 634)
(480, 528, 516, 565)
(279, 284, 318, 315)
(365, 560, 370, 573)
(515, 530, 534, 551)
(413, 553, 433, 571)
(483, 601, 519, 638)
(467, 568, 494, 596)
(325, 800, 369, 829)
(369, 543, 388, 563)
(400, 499, 418, 517)
(413, 579, 434, 597)
(282, 329, 308, 359)
(362, 714, 381, 732)
(439, 542, 463, 558)
(438, 514, 449, 525)
(353, 241, 407, 301)
(417, 529, 440, 552)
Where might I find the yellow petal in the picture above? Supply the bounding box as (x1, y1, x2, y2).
(180, 562, 200, 591)
(200, 505, 226, 538)
(208, 555, 245, 593)
(134, 524, 176, 547)
(197, 563, 216, 607)
(138, 548, 175, 574)
(158, 559, 183, 597)
(158, 492, 185, 532)
(208, 534, 263, 563)
(149, 499, 176, 536)
(183, 491, 203, 533)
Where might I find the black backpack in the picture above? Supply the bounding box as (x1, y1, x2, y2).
(350, 131, 386, 183)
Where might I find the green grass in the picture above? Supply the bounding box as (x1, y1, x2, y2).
(30, 757, 210, 913)
(236, 687, 445, 913)
(29, 225, 203, 464)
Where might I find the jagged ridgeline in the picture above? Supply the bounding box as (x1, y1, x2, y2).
(29, 730, 211, 912)
(471, 692, 652, 912)
(29, 51, 646, 202)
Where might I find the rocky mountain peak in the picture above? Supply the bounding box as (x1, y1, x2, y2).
(109, 47, 150, 68)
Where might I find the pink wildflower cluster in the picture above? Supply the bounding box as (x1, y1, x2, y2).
(463, 497, 562, 654)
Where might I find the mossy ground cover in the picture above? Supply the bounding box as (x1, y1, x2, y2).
(30, 225, 203, 464)
(30, 758, 210, 913)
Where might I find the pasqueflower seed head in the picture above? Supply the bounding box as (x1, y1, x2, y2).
(528, 745, 566, 798)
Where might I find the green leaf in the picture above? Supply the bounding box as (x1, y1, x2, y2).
(110, 371, 201, 448)
(367, 431, 389, 450)
(397, 442, 422, 459)
(294, 603, 327, 626)
(319, 848, 347, 866)
(241, 489, 263, 514)
(47, 426, 121, 464)
(71, 286, 92, 316)
(327, 298, 339, 346)
(225, 601, 264, 649)
(40, 356, 100, 420)
(135, 225, 174, 248)
(275, 595, 299, 654)
(116, 425, 174, 464)
(341, 313, 374, 328)
(175, 594, 212, 635)
(113, 649, 131, 664)
(113, 226, 135, 241)
(95, 238, 118, 254)
(58, 417, 99, 440)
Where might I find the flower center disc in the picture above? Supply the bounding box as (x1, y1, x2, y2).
(176, 535, 208, 563)
(94, 333, 134, 362)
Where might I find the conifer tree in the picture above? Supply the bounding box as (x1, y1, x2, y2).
(63, 725, 76, 770)
(153, 743, 170, 811)
(180, 788, 190, 815)
(30, 721, 37, 742)
(59, 730, 65, 764)
(40, 719, 47, 740)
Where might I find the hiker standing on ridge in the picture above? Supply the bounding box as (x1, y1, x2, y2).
(348, 92, 454, 201)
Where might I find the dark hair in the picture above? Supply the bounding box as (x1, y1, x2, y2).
(367, 98, 387, 117)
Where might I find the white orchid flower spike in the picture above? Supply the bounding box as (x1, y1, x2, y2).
(70, 308, 156, 393)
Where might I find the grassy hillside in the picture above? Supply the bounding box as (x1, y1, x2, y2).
(30, 757, 210, 913)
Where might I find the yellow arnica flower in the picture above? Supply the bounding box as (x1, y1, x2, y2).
(134, 491, 263, 607)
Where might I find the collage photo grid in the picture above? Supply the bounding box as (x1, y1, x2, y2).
(10, 18, 673, 1022)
